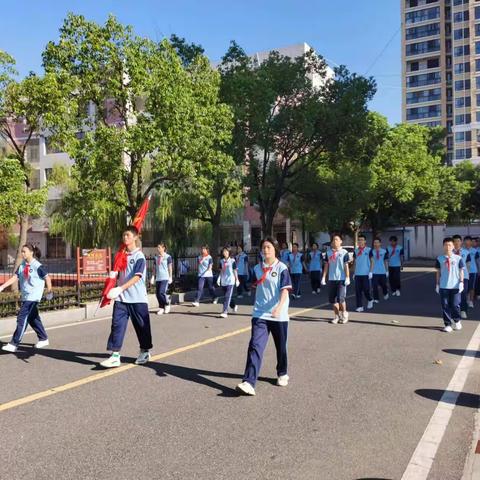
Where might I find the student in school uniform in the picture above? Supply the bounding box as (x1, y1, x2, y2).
(100, 226, 153, 368)
(151, 242, 173, 315)
(288, 243, 305, 299)
(280, 243, 291, 265)
(321, 233, 351, 324)
(235, 245, 251, 298)
(464, 236, 479, 309)
(178, 257, 190, 278)
(370, 238, 389, 303)
(452, 235, 471, 319)
(0, 244, 53, 353)
(353, 234, 374, 312)
(387, 235, 404, 297)
(307, 242, 323, 294)
(236, 237, 292, 396)
(473, 237, 480, 299)
(217, 247, 240, 318)
(191, 246, 218, 307)
(435, 237, 465, 333)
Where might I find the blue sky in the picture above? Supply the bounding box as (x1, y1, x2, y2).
(0, 0, 401, 124)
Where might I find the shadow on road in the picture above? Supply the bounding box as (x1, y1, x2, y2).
(443, 348, 480, 358)
(415, 389, 480, 408)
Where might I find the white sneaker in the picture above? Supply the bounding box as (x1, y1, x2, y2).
(312, 291, 317, 295)
(461, 311, 467, 319)
(157, 308, 165, 315)
(373, 299, 380, 304)
(237, 295, 243, 299)
(384, 294, 389, 300)
(247, 291, 252, 297)
(164, 305, 171, 314)
(232, 305, 238, 313)
(468, 301, 474, 308)
(100, 353, 121, 368)
(396, 290, 401, 297)
(443, 325, 453, 333)
(316, 288, 321, 294)
(220, 313, 228, 318)
(135, 350, 150, 365)
(213, 298, 219, 304)
(331, 316, 340, 324)
(236, 381, 256, 396)
(297, 294, 302, 299)
(277, 375, 289, 387)
(191, 301, 200, 307)
(339, 312, 349, 324)
(2, 343, 17, 353)
(453, 321, 462, 331)
(35, 339, 49, 349)
(355, 307, 364, 313)
(367, 300, 374, 309)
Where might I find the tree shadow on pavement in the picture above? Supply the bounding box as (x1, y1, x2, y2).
(415, 389, 480, 408)
(145, 361, 276, 398)
(291, 317, 442, 331)
(443, 348, 480, 358)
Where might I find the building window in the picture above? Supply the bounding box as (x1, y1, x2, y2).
(405, 6, 440, 25)
(454, 10, 470, 23)
(454, 79, 471, 90)
(476, 24, 480, 37)
(46, 234, 66, 259)
(455, 96, 472, 107)
(476, 6, 480, 20)
(406, 88, 442, 104)
(407, 105, 441, 120)
(427, 58, 440, 68)
(44, 168, 53, 181)
(407, 71, 441, 87)
(406, 39, 441, 56)
(26, 139, 40, 163)
(30, 169, 41, 189)
(453, 0, 468, 5)
(455, 113, 472, 124)
(455, 131, 472, 142)
(454, 61, 471, 73)
(454, 45, 471, 57)
(406, 23, 440, 41)
(455, 27, 470, 40)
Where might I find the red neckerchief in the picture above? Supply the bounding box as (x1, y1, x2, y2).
(198, 254, 208, 266)
(312, 251, 317, 259)
(445, 256, 451, 272)
(292, 253, 298, 264)
(222, 258, 230, 272)
(23, 262, 30, 279)
(391, 246, 396, 257)
(252, 260, 277, 288)
(157, 254, 164, 265)
(376, 249, 380, 260)
(454, 249, 460, 255)
(358, 246, 365, 256)
(329, 250, 337, 262)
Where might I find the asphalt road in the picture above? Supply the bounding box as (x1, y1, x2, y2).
(0, 267, 479, 480)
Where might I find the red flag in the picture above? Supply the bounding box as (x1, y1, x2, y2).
(99, 194, 152, 308)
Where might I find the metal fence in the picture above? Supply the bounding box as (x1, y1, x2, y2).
(0, 252, 261, 318)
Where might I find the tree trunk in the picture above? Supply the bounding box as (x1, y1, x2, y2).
(210, 217, 222, 265)
(12, 215, 29, 292)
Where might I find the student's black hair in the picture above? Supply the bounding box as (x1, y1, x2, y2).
(157, 242, 167, 249)
(331, 232, 342, 241)
(292, 242, 299, 248)
(201, 245, 210, 253)
(260, 237, 280, 258)
(389, 235, 398, 242)
(358, 234, 367, 240)
(452, 234, 462, 241)
(124, 225, 139, 236)
(23, 243, 41, 260)
(443, 237, 454, 245)
(311, 242, 319, 248)
(464, 235, 472, 241)
(373, 237, 382, 243)
(221, 246, 230, 258)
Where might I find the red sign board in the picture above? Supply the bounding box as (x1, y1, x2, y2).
(82, 249, 108, 273)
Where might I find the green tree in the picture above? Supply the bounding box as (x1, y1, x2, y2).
(43, 14, 233, 246)
(449, 161, 480, 223)
(0, 50, 75, 265)
(220, 42, 376, 236)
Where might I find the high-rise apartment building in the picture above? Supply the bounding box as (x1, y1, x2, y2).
(402, 0, 480, 164)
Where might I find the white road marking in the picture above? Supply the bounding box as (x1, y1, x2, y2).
(402, 322, 480, 479)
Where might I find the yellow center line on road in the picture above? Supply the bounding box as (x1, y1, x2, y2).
(0, 271, 430, 413)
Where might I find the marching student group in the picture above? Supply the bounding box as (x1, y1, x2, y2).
(0, 227, 477, 396)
